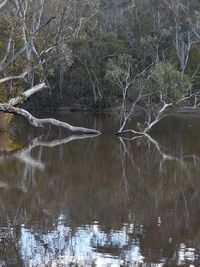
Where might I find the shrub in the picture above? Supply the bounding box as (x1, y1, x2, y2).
(149, 62, 191, 102)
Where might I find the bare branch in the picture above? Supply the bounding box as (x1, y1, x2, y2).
(0, 70, 28, 84)
(0, 0, 8, 9)
(0, 42, 29, 71)
(8, 82, 48, 105)
(143, 94, 173, 133)
(118, 86, 145, 133)
(0, 104, 100, 134)
(0, 35, 12, 69)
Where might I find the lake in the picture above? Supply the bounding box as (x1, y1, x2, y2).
(0, 113, 200, 267)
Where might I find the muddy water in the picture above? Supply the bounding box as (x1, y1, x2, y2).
(0, 113, 200, 267)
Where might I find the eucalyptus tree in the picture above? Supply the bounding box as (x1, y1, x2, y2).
(161, 0, 200, 77)
(0, 0, 100, 134)
(105, 54, 191, 136)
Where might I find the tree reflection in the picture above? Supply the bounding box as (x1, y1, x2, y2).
(0, 115, 200, 266)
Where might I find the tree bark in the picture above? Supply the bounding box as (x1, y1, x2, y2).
(0, 104, 100, 134)
(8, 83, 48, 105)
(0, 80, 100, 134)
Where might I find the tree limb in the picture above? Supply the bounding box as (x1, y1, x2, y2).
(0, 104, 100, 134)
(0, 0, 8, 9)
(8, 82, 48, 105)
(0, 70, 28, 84)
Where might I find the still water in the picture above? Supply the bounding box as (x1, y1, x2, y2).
(0, 113, 200, 267)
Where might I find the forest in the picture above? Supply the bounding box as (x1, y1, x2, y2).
(0, 0, 199, 134)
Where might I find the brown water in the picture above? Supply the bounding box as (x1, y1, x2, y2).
(0, 113, 200, 267)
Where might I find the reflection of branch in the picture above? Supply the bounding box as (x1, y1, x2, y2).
(119, 137, 142, 176)
(119, 132, 200, 175)
(119, 133, 199, 175)
(145, 134, 178, 161)
(118, 133, 200, 233)
(26, 133, 100, 148)
(16, 151, 44, 170)
(118, 137, 144, 195)
(119, 138, 130, 194)
(146, 133, 200, 164)
(0, 134, 99, 169)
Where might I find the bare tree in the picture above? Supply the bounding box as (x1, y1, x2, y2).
(163, 0, 200, 77)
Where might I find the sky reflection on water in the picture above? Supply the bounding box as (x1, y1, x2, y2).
(20, 216, 144, 266)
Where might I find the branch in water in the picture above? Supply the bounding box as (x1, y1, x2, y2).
(0, 104, 101, 134)
(117, 93, 173, 136)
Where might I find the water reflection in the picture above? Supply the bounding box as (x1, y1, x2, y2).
(19, 218, 145, 266)
(0, 114, 200, 266)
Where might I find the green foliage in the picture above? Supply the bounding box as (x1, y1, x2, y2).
(149, 63, 191, 102)
(105, 54, 135, 88)
(186, 44, 200, 87)
(65, 33, 129, 106)
(0, 0, 199, 111)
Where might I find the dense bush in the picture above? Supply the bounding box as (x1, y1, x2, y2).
(149, 63, 191, 103)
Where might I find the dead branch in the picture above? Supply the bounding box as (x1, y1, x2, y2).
(0, 80, 100, 134)
(143, 94, 173, 133)
(118, 86, 145, 133)
(8, 82, 48, 105)
(0, 0, 8, 9)
(0, 104, 100, 134)
(0, 70, 28, 84)
(2, 81, 100, 134)
(117, 92, 172, 136)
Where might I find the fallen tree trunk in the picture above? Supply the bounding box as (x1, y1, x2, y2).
(0, 103, 100, 134)
(0, 81, 100, 134)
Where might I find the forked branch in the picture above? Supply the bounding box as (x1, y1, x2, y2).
(117, 92, 172, 136)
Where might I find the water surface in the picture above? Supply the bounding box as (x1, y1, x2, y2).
(0, 113, 200, 267)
